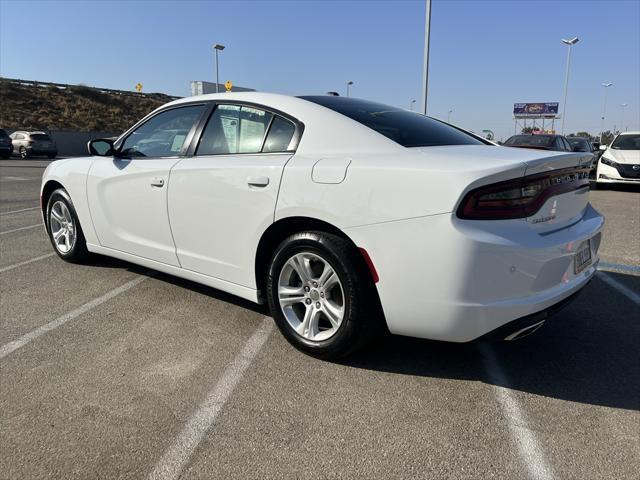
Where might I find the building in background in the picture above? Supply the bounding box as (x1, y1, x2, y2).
(190, 81, 255, 96)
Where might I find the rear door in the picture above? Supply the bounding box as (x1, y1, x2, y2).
(168, 103, 300, 287)
(87, 103, 207, 265)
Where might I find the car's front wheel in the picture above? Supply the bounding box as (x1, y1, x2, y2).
(19, 147, 28, 159)
(267, 231, 379, 359)
(46, 188, 90, 263)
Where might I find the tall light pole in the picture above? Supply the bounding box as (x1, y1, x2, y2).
(600, 82, 613, 143)
(447, 109, 453, 123)
(421, 0, 432, 115)
(620, 103, 628, 132)
(560, 37, 579, 135)
(213, 44, 225, 93)
(346, 81, 354, 97)
(410, 99, 416, 111)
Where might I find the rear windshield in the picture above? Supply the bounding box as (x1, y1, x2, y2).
(611, 133, 640, 150)
(299, 96, 485, 148)
(504, 135, 554, 148)
(31, 134, 52, 141)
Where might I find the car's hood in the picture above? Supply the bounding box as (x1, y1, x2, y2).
(604, 149, 640, 164)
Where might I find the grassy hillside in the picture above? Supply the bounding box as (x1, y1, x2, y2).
(0, 79, 178, 133)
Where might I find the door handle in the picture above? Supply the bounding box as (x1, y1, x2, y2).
(247, 176, 269, 187)
(150, 177, 165, 187)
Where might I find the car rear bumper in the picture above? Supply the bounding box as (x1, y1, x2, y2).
(345, 203, 604, 342)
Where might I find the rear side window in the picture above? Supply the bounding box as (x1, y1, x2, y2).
(197, 105, 274, 155)
(263, 116, 295, 152)
(299, 96, 484, 148)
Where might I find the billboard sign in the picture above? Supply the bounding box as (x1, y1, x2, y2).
(513, 103, 559, 118)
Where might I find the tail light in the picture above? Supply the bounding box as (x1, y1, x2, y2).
(457, 168, 589, 220)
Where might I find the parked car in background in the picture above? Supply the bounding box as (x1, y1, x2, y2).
(0, 129, 12, 159)
(9, 131, 57, 159)
(595, 131, 640, 187)
(40, 93, 602, 359)
(567, 136, 598, 169)
(503, 133, 575, 152)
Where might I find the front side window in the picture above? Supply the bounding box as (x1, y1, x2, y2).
(300, 96, 484, 148)
(120, 105, 205, 158)
(197, 105, 275, 155)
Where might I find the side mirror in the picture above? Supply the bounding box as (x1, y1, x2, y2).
(88, 138, 115, 156)
(599, 144, 608, 151)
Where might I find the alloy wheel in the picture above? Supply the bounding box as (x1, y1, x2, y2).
(277, 252, 345, 342)
(49, 200, 76, 253)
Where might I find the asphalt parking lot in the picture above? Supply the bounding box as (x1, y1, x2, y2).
(1, 159, 639, 480)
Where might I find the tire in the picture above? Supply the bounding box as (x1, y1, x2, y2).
(46, 188, 90, 263)
(0, 154, 9, 160)
(266, 231, 381, 359)
(19, 147, 28, 159)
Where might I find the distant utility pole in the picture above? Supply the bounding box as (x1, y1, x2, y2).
(410, 99, 416, 111)
(447, 109, 452, 123)
(213, 44, 225, 93)
(560, 37, 579, 134)
(421, 0, 432, 115)
(346, 81, 354, 97)
(620, 103, 628, 132)
(600, 82, 613, 143)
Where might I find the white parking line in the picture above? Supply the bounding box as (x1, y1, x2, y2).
(479, 343, 554, 480)
(0, 252, 55, 274)
(148, 317, 274, 480)
(0, 206, 40, 216)
(0, 224, 42, 235)
(598, 271, 640, 305)
(0, 275, 149, 360)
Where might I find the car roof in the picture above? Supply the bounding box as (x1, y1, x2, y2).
(618, 131, 640, 135)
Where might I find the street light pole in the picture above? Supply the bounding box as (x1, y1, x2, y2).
(410, 99, 416, 111)
(560, 37, 579, 135)
(346, 81, 353, 97)
(600, 82, 613, 143)
(447, 109, 452, 123)
(213, 44, 225, 93)
(421, 0, 432, 115)
(620, 103, 628, 132)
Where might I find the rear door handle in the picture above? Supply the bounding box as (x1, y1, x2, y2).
(247, 176, 269, 187)
(150, 177, 165, 187)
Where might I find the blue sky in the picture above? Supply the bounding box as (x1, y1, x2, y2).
(1, 0, 638, 140)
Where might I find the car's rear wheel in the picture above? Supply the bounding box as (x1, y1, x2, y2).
(19, 147, 28, 159)
(267, 231, 379, 359)
(46, 188, 90, 263)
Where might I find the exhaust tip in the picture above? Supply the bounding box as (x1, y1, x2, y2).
(504, 320, 546, 341)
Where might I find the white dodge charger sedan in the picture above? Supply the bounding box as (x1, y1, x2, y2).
(41, 93, 603, 358)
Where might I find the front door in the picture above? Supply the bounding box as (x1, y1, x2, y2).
(87, 104, 207, 266)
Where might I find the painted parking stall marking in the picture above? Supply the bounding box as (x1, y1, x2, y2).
(0, 274, 150, 359)
(148, 318, 274, 480)
(0, 252, 56, 274)
(0, 223, 43, 235)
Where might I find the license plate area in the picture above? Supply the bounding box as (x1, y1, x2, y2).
(574, 239, 592, 274)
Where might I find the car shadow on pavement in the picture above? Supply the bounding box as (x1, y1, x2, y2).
(343, 271, 640, 411)
(87, 256, 638, 411)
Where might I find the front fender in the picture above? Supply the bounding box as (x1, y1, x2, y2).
(41, 157, 98, 245)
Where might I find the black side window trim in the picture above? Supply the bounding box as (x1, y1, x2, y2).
(186, 100, 304, 157)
